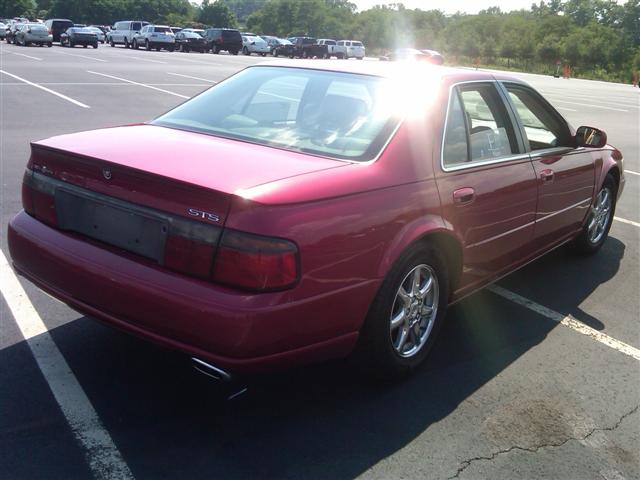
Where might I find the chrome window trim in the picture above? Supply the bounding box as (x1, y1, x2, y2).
(440, 79, 529, 173)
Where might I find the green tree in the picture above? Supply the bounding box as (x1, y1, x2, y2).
(199, 0, 237, 28)
(1, 0, 36, 18)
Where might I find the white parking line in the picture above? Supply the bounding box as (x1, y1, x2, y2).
(1, 82, 208, 86)
(54, 51, 108, 62)
(488, 285, 640, 361)
(167, 72, 218, 83)
(126, 55, 167, 64)
(614, 216, 640, 228)
(0, 250, 135, 480)
(551, 99, 628, 112)
(625, 169, 640, 176)
(0, 70, 90, 108)
(86, 71, 189, 99)
(5, 51, 43, 61)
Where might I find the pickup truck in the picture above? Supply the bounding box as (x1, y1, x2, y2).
(317, 38, 338, 57)
(289, 37, 328, 59)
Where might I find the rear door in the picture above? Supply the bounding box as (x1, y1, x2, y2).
(501, 82, 595, 249)
(435, 81, 537, 290)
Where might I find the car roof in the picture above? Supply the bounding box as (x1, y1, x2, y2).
(252, 60, 523, 84)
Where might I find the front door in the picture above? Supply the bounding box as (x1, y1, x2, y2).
(501, 83, 595, 249)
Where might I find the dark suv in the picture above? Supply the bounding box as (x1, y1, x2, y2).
(203, 28, 242, 55)
(44, 18, 74, 42)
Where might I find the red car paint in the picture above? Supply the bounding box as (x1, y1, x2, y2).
(8, 62, 625, 374)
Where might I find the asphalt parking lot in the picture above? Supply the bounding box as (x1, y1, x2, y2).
(1, 42, 639, 480)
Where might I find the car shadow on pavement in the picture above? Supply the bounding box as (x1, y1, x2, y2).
(496, 236, 626, 331)
(1, 237, 625, 479)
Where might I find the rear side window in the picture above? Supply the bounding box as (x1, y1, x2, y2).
(442, 92, 468, 166)
(442, 83, 518, 166)
(458, 84, 517, 161)
(131, 22, 142, 31)
(222, 30, 240, 41)
(504, 84, 572, 151)
(352, 42, 363, 47)
(154, 27, 171, 33)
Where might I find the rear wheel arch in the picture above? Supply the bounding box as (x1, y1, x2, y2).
(378, 226, 463, 295)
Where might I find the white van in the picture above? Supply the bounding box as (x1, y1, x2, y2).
(107, 20, 148, 48)
(336, 40, 365, 60)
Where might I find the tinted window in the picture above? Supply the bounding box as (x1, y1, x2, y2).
(131, 22, 142, 31)
(353, 41, 363, 47)
(458, 84, 517, 161)
(222, 30, 240, 40)
(504, 84, 572, 151)
(153, 67, 401, 161)
(442, 91, 469, 166)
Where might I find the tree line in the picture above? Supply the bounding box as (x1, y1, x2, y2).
(2, 0, 639, 82)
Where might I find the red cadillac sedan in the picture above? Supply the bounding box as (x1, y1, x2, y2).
(8, 61, 625, 380)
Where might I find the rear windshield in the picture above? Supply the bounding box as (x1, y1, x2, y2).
(182, 32, 201, 38)
(325, 40, 336, 45)
(222, 30, 240, 40)
(153, 26, 171, 33)
(301, 38, 316, 44)
(53, 20, 73, 28)
(352, 41, 363, 47)
(29, 24, 48, 31)
(152, 66, 402, 162)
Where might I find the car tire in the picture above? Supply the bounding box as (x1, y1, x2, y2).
(83, 44, 88, 48)
(47, 42, 52, 47)
(145, 40, 150, 51)
(132, 39, 138, 49)
(352, 244, 449, 380)
(168, 46, 174, 52)
(93, 43, 98, 49)
(232, 50, 238, 55)
(260, 52, 266, 57)
(272, 50, 278, 57)
(242, 47, 249, 55)
(357, 56, 363, 60)
(70, 40, 75, 48)
(571, 174, 617, 255)
(124, 37, 129, 48)
(110, 38, 115, 47)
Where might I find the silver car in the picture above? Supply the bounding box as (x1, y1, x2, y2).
(132, 25, 175, 51)
(241, 35, 270, 56)
(86, 26, 106, 43)
(14, 23, 52, 47)
(0, 23, 6, 39)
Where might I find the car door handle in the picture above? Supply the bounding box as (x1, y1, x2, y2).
(540, 169, 554, 183)
(453, 187, 475, 206)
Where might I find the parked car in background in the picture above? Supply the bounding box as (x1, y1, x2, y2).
(175, 30, 207, 53)
(14, 23, 52, 46)
(43, 18, 73, 42)
(0, 22, 7, 39)
(60, 27, 99, 48)
(266, 37, 294, 57)
(380, 48, 444, 65)
(85, 26, 105, 43)
(336, 40, 365, 59)
(107, 20, 148, 48)
(5, 22, 25, 44)
(290, 37, 328, 58)
(317, 38, 338, 57)
(203, 27, 242, 55)
(8, 62, 624, 380)
(170, 27, 182, 34)
(132, 25, 175, 51)
(242, 34, 269, 56)
(180, 28, 204, 36)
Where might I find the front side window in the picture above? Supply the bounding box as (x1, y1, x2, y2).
(504, 84, 572, 151)
(153, 67, 401, 161)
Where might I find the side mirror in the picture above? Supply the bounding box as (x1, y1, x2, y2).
(576, 126, 607, 148)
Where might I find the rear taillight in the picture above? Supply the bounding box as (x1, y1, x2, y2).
(22, 169, 57, 226)
(213, 230, 299, 291)
(164, 234, 217, 279)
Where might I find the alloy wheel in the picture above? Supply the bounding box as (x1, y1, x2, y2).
(587, 186, 612, 244)
(389, 264, 439, 358)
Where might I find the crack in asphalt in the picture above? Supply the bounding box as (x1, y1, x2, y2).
(447, 404, 640, 479)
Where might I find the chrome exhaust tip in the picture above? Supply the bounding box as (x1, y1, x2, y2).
(191, 357, 232, 382)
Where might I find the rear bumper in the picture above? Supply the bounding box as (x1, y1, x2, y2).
(8, 211, 367, 374)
